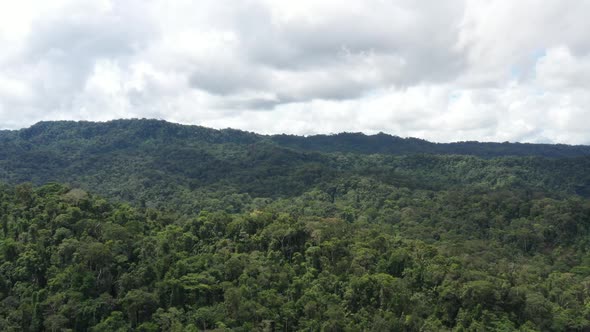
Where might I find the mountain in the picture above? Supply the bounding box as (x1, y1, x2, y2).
(272, 132, 590, 158)
(6, 119, 590, 158)
(0, 119, 589, 210)
(1, 119, 590, 331)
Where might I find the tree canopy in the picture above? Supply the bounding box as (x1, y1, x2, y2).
(0, 120, 589, 331)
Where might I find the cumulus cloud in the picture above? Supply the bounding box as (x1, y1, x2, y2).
(0, 0, 589, 144)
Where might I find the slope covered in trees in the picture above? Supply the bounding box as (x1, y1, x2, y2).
(0, 119, 589, 331)
(0, 120, 589, 209)
(3, 119, 590, 160)
(272, 132, 590, 158)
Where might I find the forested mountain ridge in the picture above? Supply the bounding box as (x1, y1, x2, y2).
(272, 132, 590, 158)
(0, 119, 589, 210)
(1, 119, 590, 331)
(4, 119, 590, 158)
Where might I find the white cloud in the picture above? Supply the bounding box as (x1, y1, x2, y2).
(535, 47, 590, 89)
(0, 0, 589, 144)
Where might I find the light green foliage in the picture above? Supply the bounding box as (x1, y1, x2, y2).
(0, 181, 588, 331)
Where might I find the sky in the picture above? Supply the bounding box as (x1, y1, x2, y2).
(0, 0, 589, 144)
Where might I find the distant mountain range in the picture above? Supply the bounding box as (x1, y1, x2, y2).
(0, 119, 589, 208)
(4, 119, 590, 158)
(2, 119, 590, 331)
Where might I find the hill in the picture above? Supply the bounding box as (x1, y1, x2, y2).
(0, 119, 589, 210)
(1, 119, 590, 330)
(6, 119, 590, 158)
(272, 132, 590, 158)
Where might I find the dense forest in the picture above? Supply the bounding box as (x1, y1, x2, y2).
(1, 119, 590, 331)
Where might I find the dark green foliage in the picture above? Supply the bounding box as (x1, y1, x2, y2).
(271, 131, 590, 158)
(0, 120, 589, 211)
(0, 179, 589, 331)
(0, 119, 589, 331)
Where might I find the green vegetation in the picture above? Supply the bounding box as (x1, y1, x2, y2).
(272, 132, 590, 158)
(1, 120, 589, 209)
(0, 119, 589, 331)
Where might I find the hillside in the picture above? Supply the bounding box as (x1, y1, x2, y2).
(272, 132, 590, 158)
(1, 119, 590, 331)
(5, 119, 590, 158)
(0, 120, 589, 210)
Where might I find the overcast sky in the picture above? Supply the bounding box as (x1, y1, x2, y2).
(0, 0, 589, 143)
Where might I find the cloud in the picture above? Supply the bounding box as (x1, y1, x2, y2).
(535, 47, 590, 89)
(185, 0, 466, 101)
(0, 0, 589, 144)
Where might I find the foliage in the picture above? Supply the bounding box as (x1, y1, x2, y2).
(0, 120, 589, 331)
(0, 120, 589, 211)
(0, 179, 588, 331)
